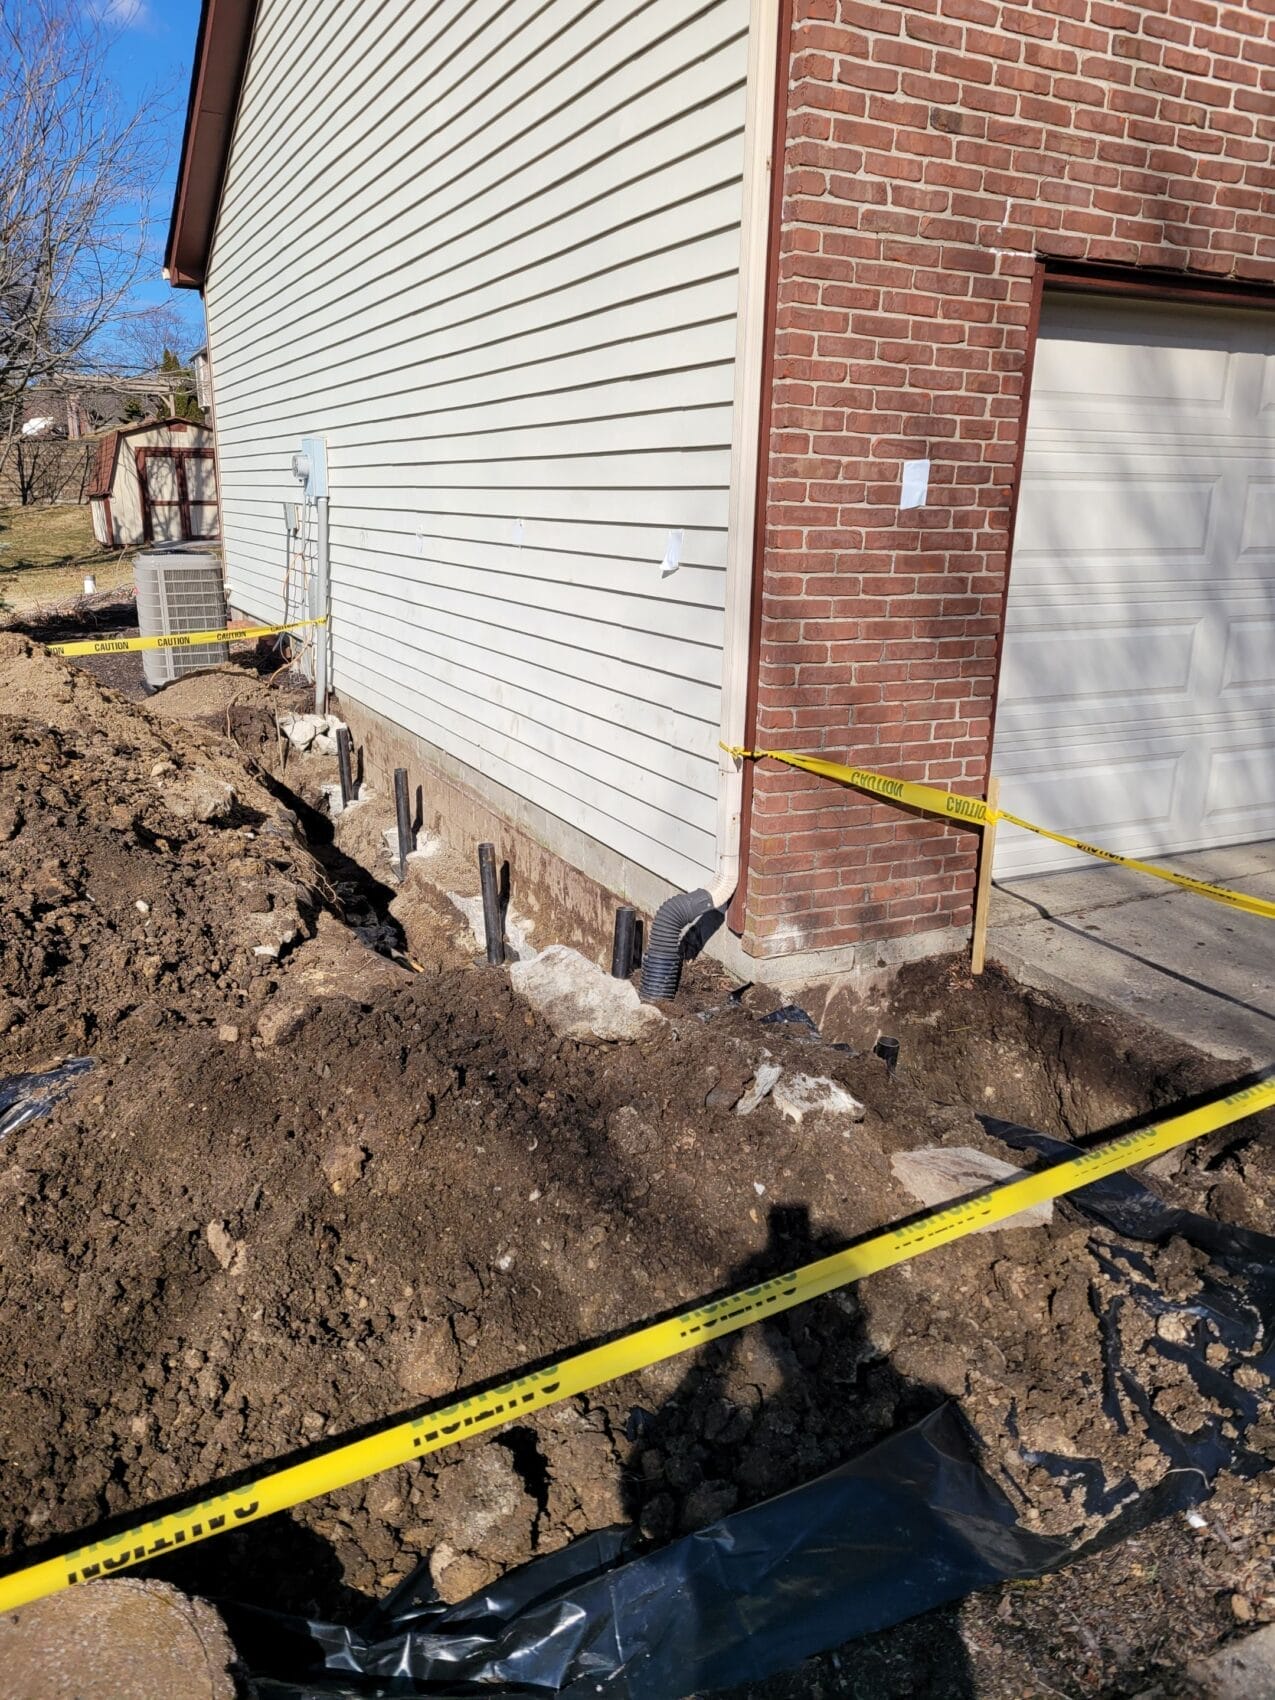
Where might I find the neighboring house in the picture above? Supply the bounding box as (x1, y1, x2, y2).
(7, 384, 84, 442)
(87, 418, 219, 548)
(11, 375, 188, 439)
(166, 0, 1275, 984)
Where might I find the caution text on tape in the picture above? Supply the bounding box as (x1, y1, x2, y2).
(48, 618, 326, 659)
(1, 1075, 1271, 1614)
(727, 747, 1275, 922)
(994, 808, 1275, 919)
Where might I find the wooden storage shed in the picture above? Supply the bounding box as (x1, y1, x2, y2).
(87, 418, 219, 548)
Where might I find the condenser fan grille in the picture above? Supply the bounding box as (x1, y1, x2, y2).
(134, 548, 228, 688)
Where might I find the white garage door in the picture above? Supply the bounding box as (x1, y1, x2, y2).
(994, 294, 1275, 879)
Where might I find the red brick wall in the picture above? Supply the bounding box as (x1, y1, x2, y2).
(739, 0, 1275, 961)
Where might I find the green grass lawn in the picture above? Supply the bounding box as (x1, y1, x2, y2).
(0, 503, 134, 611)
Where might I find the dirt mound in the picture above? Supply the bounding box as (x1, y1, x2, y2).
(0, 636, 333, 1067)
(0, 638, 1270, 1695)
(835, 954, 1275, 1233)
(143, 662, 305, 724)
(0, 952, 1261, 1599)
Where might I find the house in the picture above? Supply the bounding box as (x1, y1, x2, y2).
(87, 418, 219, 548)
(165, 0, 1275, 985)
(191, 348, 214, 424)
(10, 373, 192, 439)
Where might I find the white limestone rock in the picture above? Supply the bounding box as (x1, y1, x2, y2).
(509, 945, 666, 1042)
(772, 1072, 866, 1126)
(280, 712, 325, 751)
(890, 1146, 1053, 1233)
(1186, 1624, 1275, 1700)
(447, 891, 536, 959)
(735, 1062, 783, 1116)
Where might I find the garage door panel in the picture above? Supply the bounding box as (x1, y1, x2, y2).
(998, 617, 1199, 720)
(1011, 473, 1217, 571)
(1239, 479, 1275, 559)
(995, 294, 1275, 879)
(1221, 615, 1275, 695)
(995, 748, 1184, 875)
(1203, 745, 1275, 835)
(1029, 303, 1242, 425)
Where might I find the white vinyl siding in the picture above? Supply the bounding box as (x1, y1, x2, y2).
(995, 296, 1275, 878)
(204, 0, 753, 891)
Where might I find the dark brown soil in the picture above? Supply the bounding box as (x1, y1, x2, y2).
(4, 594, 149, 699)
(0, 639, 1270, 1698)
(0, 637, 332, 1068)
(824, 956, 1275, 1233)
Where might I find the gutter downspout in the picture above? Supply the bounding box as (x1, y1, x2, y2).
(640, 0, 783, 1000)
(727, 0, 792, 941)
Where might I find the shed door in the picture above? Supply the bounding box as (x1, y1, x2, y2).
(141, 451, 184, 543)
(993, 295, 1275, 879)
(140, 449, 219, 543)
(184, 450, 219, 539)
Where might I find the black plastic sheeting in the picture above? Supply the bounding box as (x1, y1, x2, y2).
(0, 1057, 93, 1140)
(986, 1115, 1275, 1514)
(238, 1406, 1067, 1700)
(233, 1125, 1273, 1700)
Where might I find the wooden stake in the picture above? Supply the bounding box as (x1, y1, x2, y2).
(970, 776, 1000, 977)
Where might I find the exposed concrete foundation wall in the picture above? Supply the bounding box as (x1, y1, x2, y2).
(334, 689, 968, 992)
(334, 691, 672, 971)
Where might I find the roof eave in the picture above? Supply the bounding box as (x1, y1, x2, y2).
(164, 0, 257, 292)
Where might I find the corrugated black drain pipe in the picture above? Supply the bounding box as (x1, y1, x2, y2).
(638, 887, 714, 1002)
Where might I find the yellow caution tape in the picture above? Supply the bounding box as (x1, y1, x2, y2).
(726, 748, 1275, 922)
(1, 1074, 1271, 1613)
(994, 810, 1275, 921)
(727, 746, 994, 827)
(48, 619, 326, 659)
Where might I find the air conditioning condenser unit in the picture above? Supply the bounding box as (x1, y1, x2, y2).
(134, 545, 229, 689)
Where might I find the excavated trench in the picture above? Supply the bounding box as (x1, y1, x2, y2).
(0, 640, 1270, 1698)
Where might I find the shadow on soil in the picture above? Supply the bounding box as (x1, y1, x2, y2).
(619, 1204, 976, 1700)
(130, 1204, 976, 1696)
(6, 594, 139, 644)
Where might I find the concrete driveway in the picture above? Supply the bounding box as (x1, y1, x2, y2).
(986, 840, 1275, 1064)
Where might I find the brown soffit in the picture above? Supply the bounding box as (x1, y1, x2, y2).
(164, 0, 257, 290)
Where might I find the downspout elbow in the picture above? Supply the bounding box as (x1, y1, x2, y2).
(636, 848, 738, 1006)
(638, 887, 714, 1002)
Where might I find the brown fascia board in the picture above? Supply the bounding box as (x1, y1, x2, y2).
(164, 0, 257, 290)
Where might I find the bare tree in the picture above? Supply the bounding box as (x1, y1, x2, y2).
(102, 298, 204, 376)
(0, 0, 166, 461)
(7, 429, 95, 505)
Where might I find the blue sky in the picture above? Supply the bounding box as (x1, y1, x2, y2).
(95, 0, 206, 356)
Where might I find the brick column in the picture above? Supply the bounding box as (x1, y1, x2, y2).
(739, 0, 1275, 964)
